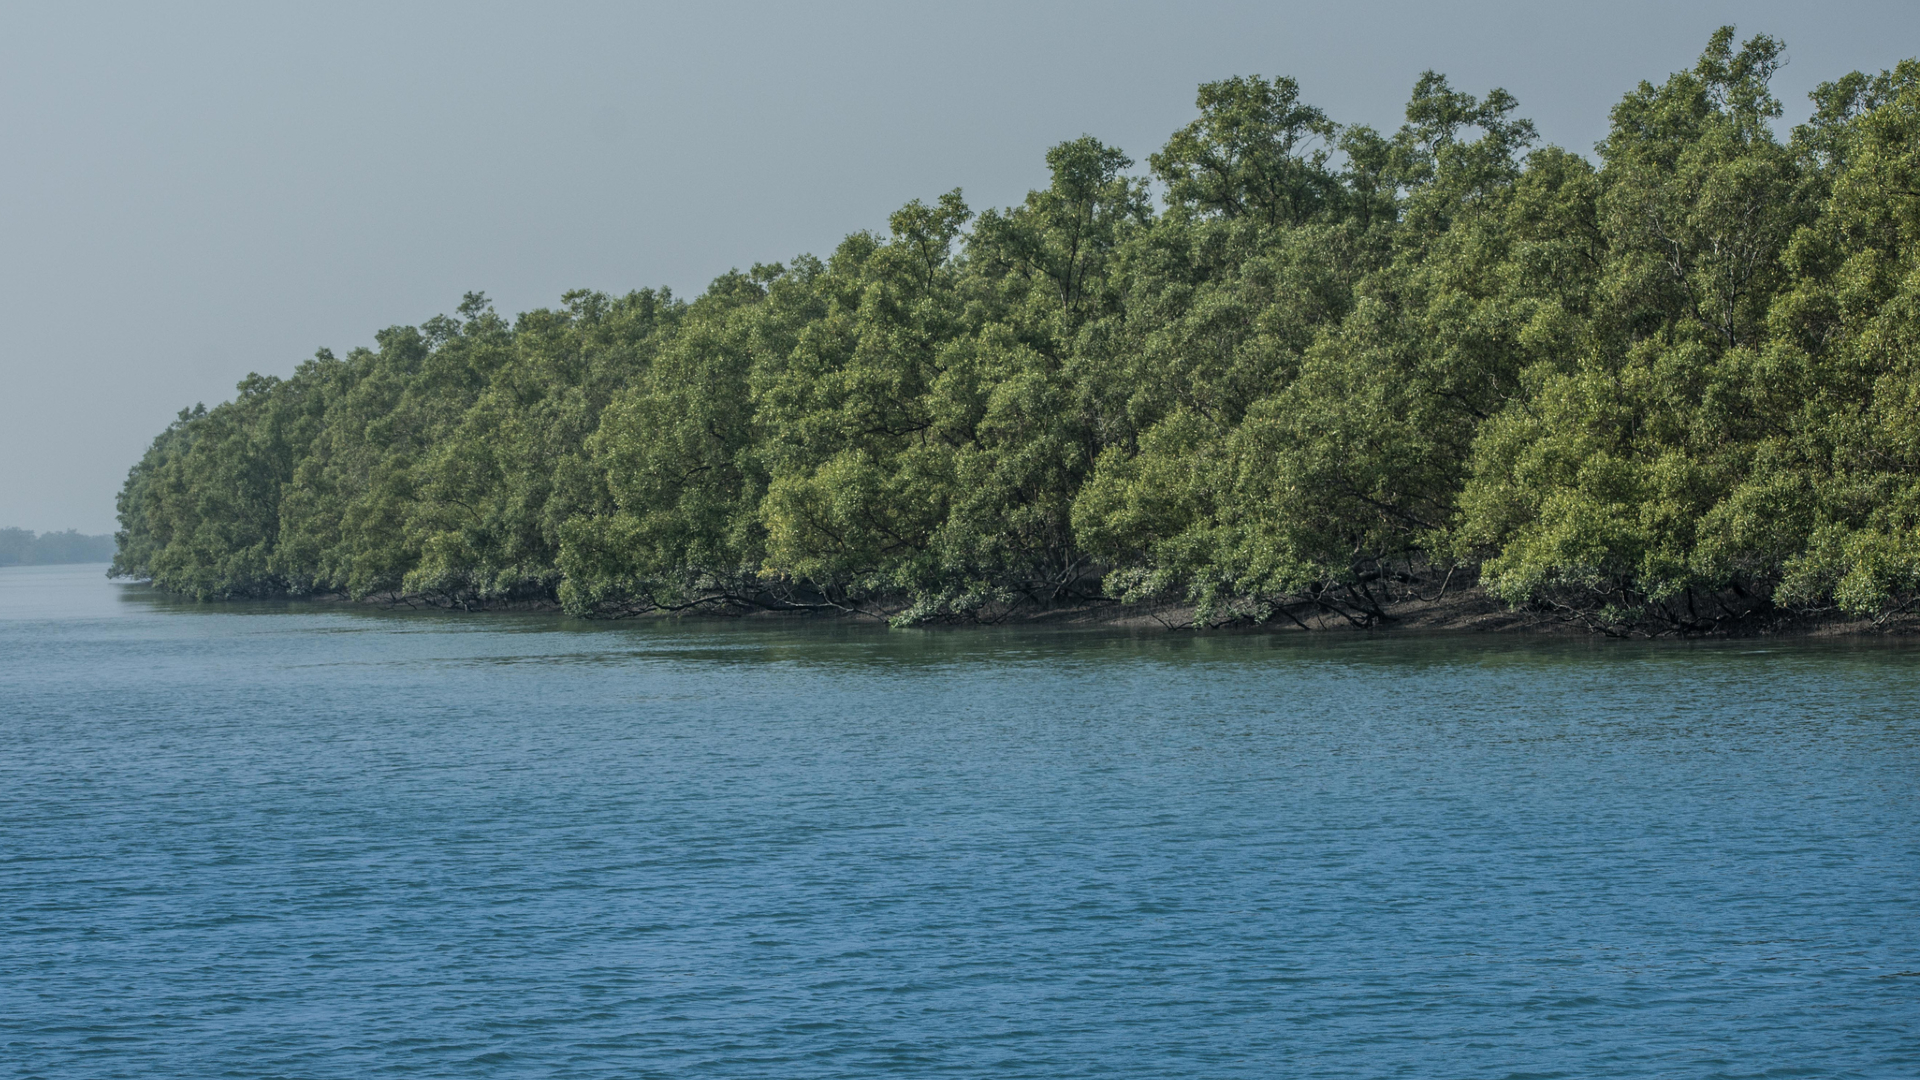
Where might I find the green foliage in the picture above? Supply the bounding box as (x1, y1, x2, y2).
(112, 30, 1920, 630)
(1458, 33, 1920, 628)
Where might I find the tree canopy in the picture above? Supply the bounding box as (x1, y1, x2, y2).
(113, 31, 1920, 631)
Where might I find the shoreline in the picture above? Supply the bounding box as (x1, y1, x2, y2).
(103, 574, 1914, 638)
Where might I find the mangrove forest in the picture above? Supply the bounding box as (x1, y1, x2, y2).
(112, 30, 1920, 632)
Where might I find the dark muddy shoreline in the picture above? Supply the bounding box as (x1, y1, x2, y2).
(110, 575, 1911, 639)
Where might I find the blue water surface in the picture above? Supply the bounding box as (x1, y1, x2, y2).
(2, 564, 1916, 1078)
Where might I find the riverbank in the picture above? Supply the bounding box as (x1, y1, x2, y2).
(98, 571, 1910, 638)
(902, 587, 1904, 638)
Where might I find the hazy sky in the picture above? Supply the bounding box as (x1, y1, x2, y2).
(4, 1, 1917, 534)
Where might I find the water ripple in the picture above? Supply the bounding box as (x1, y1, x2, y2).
(1, 565, 1916, 1078)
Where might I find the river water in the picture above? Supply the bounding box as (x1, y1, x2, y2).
(3, 564, 1915, 1078)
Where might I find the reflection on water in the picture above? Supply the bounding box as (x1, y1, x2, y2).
(3, 564, 1916, 1078)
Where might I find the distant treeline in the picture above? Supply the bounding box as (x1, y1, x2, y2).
(1, 529, 115, 566)
(113, 30, 1920, 631)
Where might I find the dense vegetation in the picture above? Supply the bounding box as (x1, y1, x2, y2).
(114, 31, 1920, 631)
(1, 529, 114, 566)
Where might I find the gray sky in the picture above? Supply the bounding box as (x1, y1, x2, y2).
(5, 0, 1916, 534)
